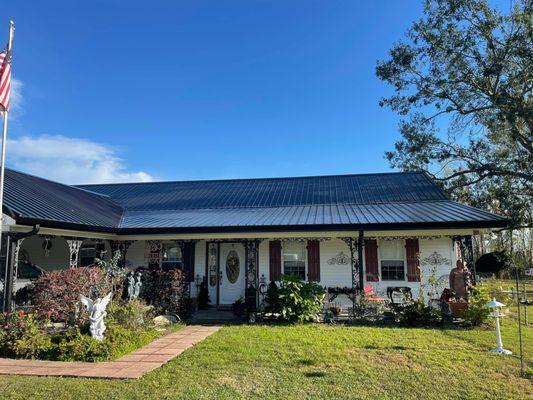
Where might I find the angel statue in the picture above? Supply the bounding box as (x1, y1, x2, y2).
(79, 292, 113, 341)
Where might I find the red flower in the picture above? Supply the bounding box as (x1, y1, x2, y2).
(18, 310, 24, 317)
(46, 310, 52, 319)
(18, 321, 25, 328)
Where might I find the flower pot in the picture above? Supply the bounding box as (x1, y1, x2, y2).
(449, 301, 468, 318)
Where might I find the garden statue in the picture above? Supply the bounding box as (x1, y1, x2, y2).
(126, 272, 136, 300)
(449, 260, 471, 301)
(79, 292, 113, 341)
(134, 272, 143, 298)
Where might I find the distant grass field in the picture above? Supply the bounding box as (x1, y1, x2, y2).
(0, 314, 531, 400)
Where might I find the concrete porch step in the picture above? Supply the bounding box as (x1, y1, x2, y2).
(188, 308, 244, 324)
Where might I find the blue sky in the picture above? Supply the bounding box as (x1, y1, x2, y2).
(3, 0, 424, 184)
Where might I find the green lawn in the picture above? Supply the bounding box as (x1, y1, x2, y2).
(0, 317, 531, 400)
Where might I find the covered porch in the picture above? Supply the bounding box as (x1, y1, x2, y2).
(2, 222, 478, 314)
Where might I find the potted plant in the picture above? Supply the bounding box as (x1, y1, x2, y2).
(448, 298, 469, 318)
(232, 297, 246, 317)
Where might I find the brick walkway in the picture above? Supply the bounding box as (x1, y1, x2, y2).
(0, 325, 220, 379)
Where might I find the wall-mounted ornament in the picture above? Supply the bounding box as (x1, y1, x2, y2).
(42, 237, 53, 257)
(421, 251, 451, 268)
(327, 251, 350, 265)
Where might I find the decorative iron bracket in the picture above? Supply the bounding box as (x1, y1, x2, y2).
(66, 239, 84, 269)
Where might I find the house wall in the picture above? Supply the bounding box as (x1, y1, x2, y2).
(252, 238, 456, 307)
(12, 235, 457, 307)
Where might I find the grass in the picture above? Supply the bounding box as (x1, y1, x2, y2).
(0, 315, 531, 400)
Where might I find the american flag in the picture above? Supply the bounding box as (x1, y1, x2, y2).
(0, 46, 11, 112)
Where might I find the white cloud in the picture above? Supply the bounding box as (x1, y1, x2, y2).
(7, 134, 154, 184)
(6, 77, 24, 120)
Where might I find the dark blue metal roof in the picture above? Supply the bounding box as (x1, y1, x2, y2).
(3, 169, 122, 229)
(79, 172, 449, 211)
(3, 168, 508, 232)
(120, 201, 507, 229)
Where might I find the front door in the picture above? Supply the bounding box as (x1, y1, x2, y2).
(219, 243, 245, 305)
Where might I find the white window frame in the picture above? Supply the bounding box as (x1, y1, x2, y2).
(378, 239, 407, 282)
(282, 240, 308, 281)
(161, 245, 184, 271)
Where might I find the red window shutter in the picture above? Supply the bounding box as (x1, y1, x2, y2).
(364, 239, 379, 282)
(405, 239, 421, 282)
(307, 240, 320, 281)
(269, 240, 282, 281)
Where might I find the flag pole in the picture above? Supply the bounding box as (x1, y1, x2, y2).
(0, 20, 15, 253)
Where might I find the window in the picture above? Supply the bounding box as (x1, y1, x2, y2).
(283, 241, 306, 280)
(161, 246, 183, 271)
(80, 243, 105, 267)
(379, 240, 405, 281)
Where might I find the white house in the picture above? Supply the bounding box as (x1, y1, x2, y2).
(1, 168, 508, 311)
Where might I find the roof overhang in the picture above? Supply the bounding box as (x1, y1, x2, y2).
(6, 218, 507, 241)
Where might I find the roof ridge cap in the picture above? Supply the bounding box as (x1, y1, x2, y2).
(77, 170, 426, 188)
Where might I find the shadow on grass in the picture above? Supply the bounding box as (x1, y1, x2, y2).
(304, 371, 327, 378)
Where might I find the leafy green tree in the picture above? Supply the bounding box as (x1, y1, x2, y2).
(376, 0, 532, 227)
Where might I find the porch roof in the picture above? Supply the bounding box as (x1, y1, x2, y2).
(3, 168, 508, 233)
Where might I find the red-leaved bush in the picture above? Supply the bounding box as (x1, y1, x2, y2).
(141, 268, 189, 317)
(30, 267, 107, 321)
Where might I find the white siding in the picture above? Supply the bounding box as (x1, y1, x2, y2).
(258, 240, 270, 282)
(192, 240, 206, 298)
(319, 239, 352, 288)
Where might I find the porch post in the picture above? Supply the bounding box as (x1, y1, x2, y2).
(2, 225, 39, 312)
(66, 238, 83, 268)
(357, 230, 364, 290)
(2, 236, 24, 312)
(463, 235, 475, 284)
(453, 235, 476, 284)
(244, 240, 260, 312)
(341, 233, 363, 309)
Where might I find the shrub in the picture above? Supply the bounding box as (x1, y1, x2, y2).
(141, 268, 189, 317)
(55, 324, 161, 362)
(392, 298, 441, 327)
(270, 275, 325, 323)
(55, 328, 110, 362)
(30, 267, 108, 322)
(13, 330, 53, 359)
(0, 311, 51, 359)
(106, 299, 154, 330)
(265, 280, 281, 313)
(351, 297, 388, 323)
(459, 285, 492, 327)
